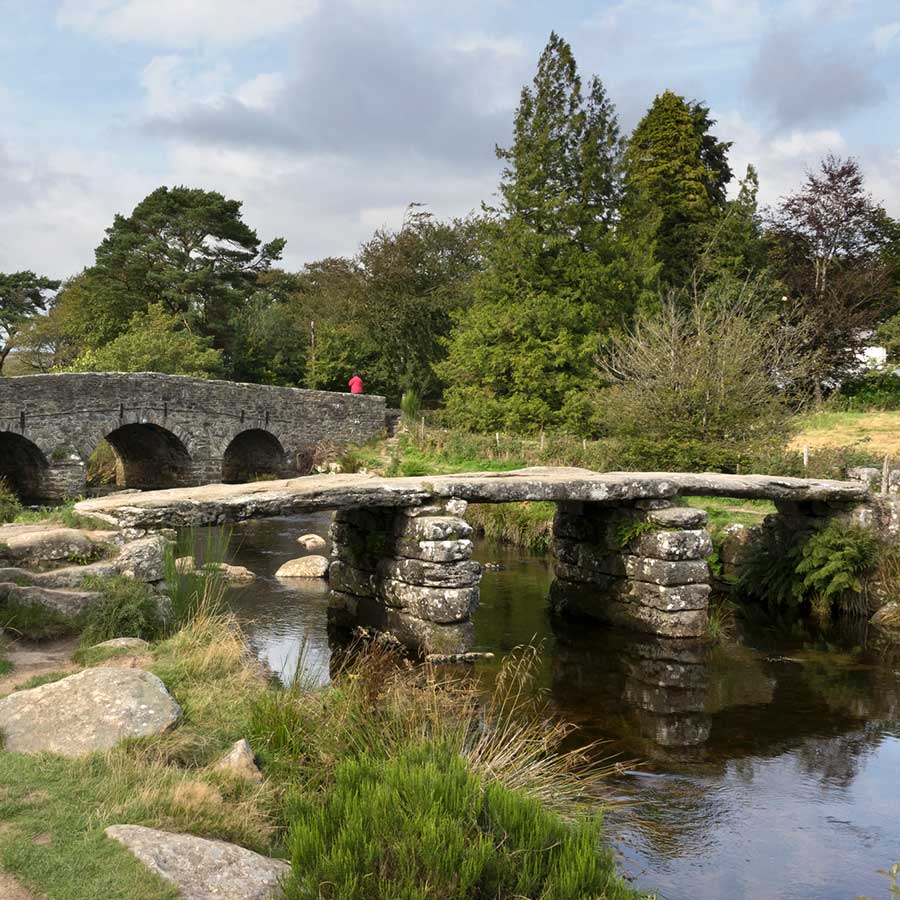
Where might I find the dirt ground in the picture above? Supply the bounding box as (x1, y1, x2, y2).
(0, 871, 43, 899)
(0, 637, 79, 696)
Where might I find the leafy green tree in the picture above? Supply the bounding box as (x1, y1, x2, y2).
(622, 90, 733, 298)
(0, 271, 60, 373)
(66, 186, 284, 363)
(63, 303, 223, 378)
(439, 33, 626, 433)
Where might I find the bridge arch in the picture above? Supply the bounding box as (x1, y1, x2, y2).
(222, 429, 287, 483)
(0, 432, 51, 501)
(101, 422, 193, 490)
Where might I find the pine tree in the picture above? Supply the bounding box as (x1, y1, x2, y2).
(622, 90, 732, 297)
(438, 33, 625, 434)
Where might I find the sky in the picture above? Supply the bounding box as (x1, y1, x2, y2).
(1, 0, 899, 279)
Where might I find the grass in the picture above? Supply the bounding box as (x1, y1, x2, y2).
(1, 601, 81, 641)
(12, 671, 71, 691)
(683, 496, 775, 531)
(466, 502, 556, 554)
(78, 576, 167, 647)
(790, 409, 900, 457)
(11, 499, 115, 531)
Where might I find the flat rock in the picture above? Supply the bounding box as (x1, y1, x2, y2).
(105, 825, 289, 900)
(0, 560, 119, 589)
(0, 582, 99, 617)
(296, 533, 326, 550)
(214, 738, 264, 782)
(648, 507, 709, 529)
(0, 667, 180, 756)
(275, 555, 329, 578)
(1, 528, 111, 563)
(91, 637, 150, 652)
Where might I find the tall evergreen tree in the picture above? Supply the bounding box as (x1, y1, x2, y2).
(439, 33, 625, 434)
(623, 90, 733, 297)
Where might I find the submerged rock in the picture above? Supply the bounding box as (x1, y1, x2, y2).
(275, 555, 329, 578)
(0, 667, 180, 756)
(105, 825, 289, 900)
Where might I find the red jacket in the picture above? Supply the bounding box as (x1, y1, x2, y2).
(348, 375, 364, 394)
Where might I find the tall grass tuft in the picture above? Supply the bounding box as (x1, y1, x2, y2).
(79, 575, 167, 646)
(163, 526, 232, 627)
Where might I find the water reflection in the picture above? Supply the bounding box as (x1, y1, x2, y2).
(195, 516, 900, 900)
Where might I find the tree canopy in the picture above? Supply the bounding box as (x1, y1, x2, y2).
(0, 271, 60, 373)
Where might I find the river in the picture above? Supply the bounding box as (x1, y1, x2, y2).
(202, 512, 900, 900)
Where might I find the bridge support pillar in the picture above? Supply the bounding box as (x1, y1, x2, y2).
(327, 500, 481, 655)
(45, 460, 86, 501)
(549, 500, 712, 638)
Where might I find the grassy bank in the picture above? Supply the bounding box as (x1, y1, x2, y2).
(790, 409, 900, 457)
(1, 591, 646, 898)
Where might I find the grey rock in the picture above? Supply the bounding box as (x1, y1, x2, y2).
(297, 533, 326, 550)
(328, 560, 375, 597)
(647, 506, 709, 529)
(0, 668, 180, 756)
(0, 560, 119, 589)
(380, 578, 479, 623)
(91, 637, 150, 652)
(619, 581, 711, 612)
(275, 556, 329, 578)
(377, 557, 482, 588)
(214, 739, 264, 783)
(115, 534, 168, 582)
(871, 602, 900, 628)
(719, 523, 760, 566)
(0, 582, 99, 617)
(625, 557, 709, 586)
(2, 528, 111, 563)
(104, 825, 289, 900)
(381, 609, 475, 655)
(394, 537, 474, 563)
(394, 516, 473, 541)
(631, 529, 713, 561)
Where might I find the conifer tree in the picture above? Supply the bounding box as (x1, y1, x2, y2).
(438, 33, 625, 434)
(623, 90, 732, 297)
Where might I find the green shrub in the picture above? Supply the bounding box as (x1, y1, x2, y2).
(79, 576, 166, 646)
(400, 388, 422, 425)
(0, 477, 23, 523)
(283, 742, 636, 900)
(2, 601, 80, 640)
(836, 372, 900, 411)
(465, 502, 555, 554)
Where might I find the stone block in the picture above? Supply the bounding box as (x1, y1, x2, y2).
(393, 516, 473, 541)
(394, 537, 474, 563)
(377, 557, 482, 588)
(401, 498, 468, 518)
(381, 609, 475, 655)
(647, 506, 708, 529)
(624, 556, 709, 586)
(380, 578, 479, 623)
(619, 580, 710, 612)
(630, 529, 712, 561)
(719, 523, 760, 565)
(328, 560, 375, 597)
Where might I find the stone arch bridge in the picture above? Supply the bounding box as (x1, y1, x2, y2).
(0, 373, 386, 500)
(76, 468, 886, 649)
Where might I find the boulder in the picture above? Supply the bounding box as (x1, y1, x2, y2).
(0, 560, 119, 589)
(0, 668, 180, 756)
(91, 637, 150, 652)
(105, 825, 289, 900)
(214, 738, 264, 783)
(0, 582, 99, 617)
(218, 563, 255, 584)
(175, 556, 196, 575)
(297, 533, 327, 551)
(115, 534, 168, 582)
(275, 555, 329, 578)
(871, 602, 900, 628)
(2, 528, 111, 564)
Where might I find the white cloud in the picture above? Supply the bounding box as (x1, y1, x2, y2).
(872, 21, 900, 53)
(57, 0, 316, 46)
(139, 54, 231, 116)
(770, 129, 846, 159)
(235, 73, 287, 111)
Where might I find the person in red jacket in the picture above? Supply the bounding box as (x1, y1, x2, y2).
(348, 373, 364, 394)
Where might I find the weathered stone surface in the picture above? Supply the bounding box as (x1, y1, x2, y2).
(275, 555, 329, 578)
(91, 637, 150, 652)
(297, 533, 326, 550)
(394, 537, 474, 563)
(328, 560, 375, 596)
(1, 528, 111, 563)
(394, 515, 474, 541)
(625, 556, 709, 586)
(175, 557, 255, 583)
(647, 506, 708, 529)
(720, 523, 760, 566)
(377, 557, 482, 588)
(0, 560, 118, 588)
(0, 668, 180, 755)
(871, 602, 900, 628)
(104, 825, 289, 900)
(618, 580, 711, 612)
(630, 529, 712, 561)
(76, 468, 869, 529)
(327, 590, 359, 624)
(380, 578, 479, 623)
(0, 582, 99, 617)
(381, 609, 475, 655)
(214, 739, 263, 782)
(115, 534, 167, 582)
(401, 498, 468, 518)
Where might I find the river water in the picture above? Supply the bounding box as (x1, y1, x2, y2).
(210, 513, 900, 900)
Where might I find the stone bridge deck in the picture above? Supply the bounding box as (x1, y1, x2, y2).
(76, 468, 873, 652)
(75, 467, 868, 527)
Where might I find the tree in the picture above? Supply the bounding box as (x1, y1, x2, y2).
(622, 90, 733, 297)
(81, 186, 285, 361)
(594, 284, 810, 470)
(766, 155, 899, 396)
(63, 303, 223, 378)
(0, 271, 60, 373)
(439, 33, 626, 433)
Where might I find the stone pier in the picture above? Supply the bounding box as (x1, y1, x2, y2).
(328, 499, 481, 654)
(548, 500, 713, 638)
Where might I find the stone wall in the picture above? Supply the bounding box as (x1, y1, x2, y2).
(327, 499, 480, 655)
(0, 373, 386, 498)
(548, 500, 713, 638)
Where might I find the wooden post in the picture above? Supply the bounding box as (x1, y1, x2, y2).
(802, 445, 809, 470)
(540, 430, 545, 452)
(882, 455, 891, 496)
